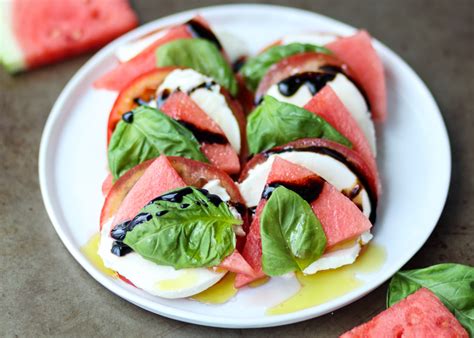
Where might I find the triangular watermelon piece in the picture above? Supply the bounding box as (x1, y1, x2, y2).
(112, 155, 186, 225)
(311, 182, 372, 248)
(93, 25, 192, 91)
(304, 86, 379, 188)
(327, 31, 387, 122)
(3, 0, 138, 73)
(341, 288, 468, 338)
(161, 91, 224, 136)
(235, 157, 373, 287)
(218, 250, 257, 277)
(200, 143, 240, 175)
(161, 91, 241, 175)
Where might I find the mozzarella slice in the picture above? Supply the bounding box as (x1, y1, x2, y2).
(238, 151, 372, 218)
(266, 73, 376, 155)
(281, 32, 338, 46)
(214, 30, 248, 63)
(115, 29, 170, 63)
(157, 69, 241, 153)
(303, 231, 373, 274)
(98, 220, 225, 299)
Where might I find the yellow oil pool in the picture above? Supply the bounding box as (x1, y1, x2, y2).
(80, 233, 115, 277)
(156, 270, 200, 291)
(192, 273, 238, 304)
(267, 244, 386, 315)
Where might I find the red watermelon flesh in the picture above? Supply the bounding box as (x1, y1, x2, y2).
(9, 0, 137, 72)
(161, 91, 224, 136)
(311, 182, 372, 248)
(304, 86, 379, 188)
(327, 31, 387, 122)
(201, 143, 240, 175)
(160, 91, 241, 175)
(112, 155, 186, 226)
(218, 250, 257, 277)
(235, 202, 266, 288)
(101, 173, 114, 197)
(93, 25, 192, 91)
(340, 288, 468, 338)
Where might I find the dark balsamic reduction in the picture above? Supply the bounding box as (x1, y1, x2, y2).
(261, 177, 325, 203)
(188, 81, 217, 94)
(232, 56, 247, 73)
(277, 71, 337, 97)
(263, 146, 377, 224)
(185, 19, 222, 50)
(122, 111, 134, 123)
(133, 98, 150, 107)
(178, 121, 228, 144)
(111, 241, 133, 256)
(156, 89, 170, 108)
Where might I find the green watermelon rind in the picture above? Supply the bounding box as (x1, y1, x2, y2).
(0, 1, 26, 73)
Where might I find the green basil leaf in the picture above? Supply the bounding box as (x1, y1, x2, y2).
(261, 186, 327, 276)
(247, 95, 352, 154)
(156, 38, 238, 96)
(123, 187, 240, 269)
(108, 106, 207, 180)
(387, 263, 474, 336)
(239, 43, 332, 91)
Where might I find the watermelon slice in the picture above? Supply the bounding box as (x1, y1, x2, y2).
(304, 86, 379, 188)
(236, 157, 373, 287)
(112, 155, 186, 225)
(341, 288, 468, 338)
(94, 25, 191, 91)
(327, 31, 387, 122)
(219, 250, 257, 277)
(0, 0, 138, 73)
(161, 91, 241, 175)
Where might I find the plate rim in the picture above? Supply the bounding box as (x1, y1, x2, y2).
(38, 3, 451, 329)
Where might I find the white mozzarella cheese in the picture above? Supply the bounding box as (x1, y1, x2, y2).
(238, 152, 372, 218)
(157, 69, 241, 153)
(115, 29, 170, 63)
(98, 220, 225, 299)
(214, 30, 248, 63)
(302, 231, 373, 274)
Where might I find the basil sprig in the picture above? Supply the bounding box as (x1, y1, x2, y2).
(261, 186, 327, 276)
(247, 96, 351, 154)
(108, 106, 206, 180)
(240, 43, 332, 91)
(156, 38, 238, 96)
(387, 263, 474, 336)
(124, 187, 241, 269)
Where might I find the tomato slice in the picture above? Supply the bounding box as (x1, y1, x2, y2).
(255, 52, 346, 102)
(106, 67, 176, 143)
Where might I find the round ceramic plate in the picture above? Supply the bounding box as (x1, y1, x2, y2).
(39, 4, 450, 328)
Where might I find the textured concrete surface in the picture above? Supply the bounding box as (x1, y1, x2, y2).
(1, 0, 473, 336)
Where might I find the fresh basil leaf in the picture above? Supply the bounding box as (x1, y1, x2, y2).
(108, 106, 207, 180)
(123, 187, 240, 269)
(387, 263, 474, 336)
(156, 38, 238, 96)
(260, 186, 327, 276)
(240, 43, 332, 91)
(247, 95, 352, 154)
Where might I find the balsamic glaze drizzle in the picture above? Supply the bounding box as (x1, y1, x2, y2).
(121, 111, 134, 123)
(178, 120, 228, 145)
(185, 18, 222, 50)
(277, 71, 337, 97)
(262, 177, 325, 203)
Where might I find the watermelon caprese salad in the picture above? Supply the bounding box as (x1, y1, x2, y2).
(96, 15, 385, 301)
(82, 13, 474, 336)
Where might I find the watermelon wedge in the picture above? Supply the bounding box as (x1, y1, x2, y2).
(161, 91, 241, 175)
(236, 157, 373, 287)
(219, 250, 257, 277)
(94, 25, 191, 91)
(304, 86, 379, 188)
(112, 155, 186, 225)
(327, 31, 387, 122)
(0, 0, 138, 73)
(341, 288, 468, 338)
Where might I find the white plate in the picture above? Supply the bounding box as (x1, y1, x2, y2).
(39, 4, 451, 328)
